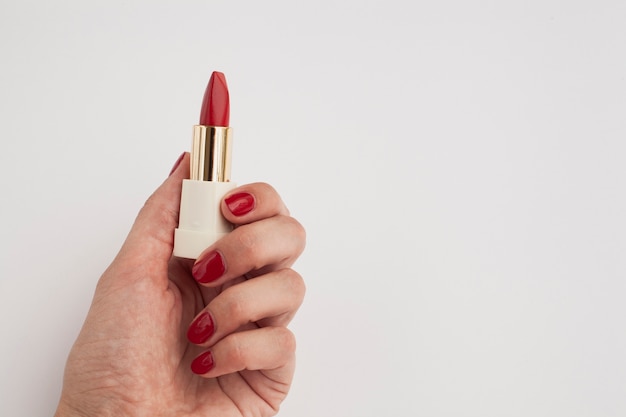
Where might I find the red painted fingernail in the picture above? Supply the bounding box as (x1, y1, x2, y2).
(187, 311, 215, 345)
(192, 250, 226, 283)
(191, 351, 215, 375)
(169, 152, 185, 176)
(225, 192, 255, 216)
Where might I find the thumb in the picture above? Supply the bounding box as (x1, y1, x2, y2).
(116, 152, 189, 265)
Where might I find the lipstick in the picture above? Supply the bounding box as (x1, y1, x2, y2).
(174, 71, 236, 259)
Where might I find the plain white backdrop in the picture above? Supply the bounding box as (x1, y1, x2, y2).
(1, 1, 625, 416)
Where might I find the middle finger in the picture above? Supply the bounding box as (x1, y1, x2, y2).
(191, 214, 305, 286)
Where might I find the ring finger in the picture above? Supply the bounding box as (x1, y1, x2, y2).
(187, 268, 305, 346)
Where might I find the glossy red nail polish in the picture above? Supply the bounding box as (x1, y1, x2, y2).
(192, 250, 226, 283)
(187, 311, 215, 344)
(225, 192, 255, 216)
(169, 152, 185, 176)
(191, 350, 215, 375)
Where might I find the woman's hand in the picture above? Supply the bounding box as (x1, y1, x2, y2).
(55, 153, 306, 417)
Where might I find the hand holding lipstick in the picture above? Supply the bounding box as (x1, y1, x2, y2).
(55, 73, 305, 417)
(55, 154, 306, 417)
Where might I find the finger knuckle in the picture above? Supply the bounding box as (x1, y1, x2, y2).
(288, 217, 307, 253)
(233, 227, 261, 260)
(278, 215, 306, 248)
(224, 335, 247, 368)
(251, 182, 290, 215)
(222, 292, 248, 321)
(253, 181, 277, 195)
(250, 182, 275, 207)
(141, 194, 174, 225)
(280, 269, 306, 303)
(274, 328, 297, 355)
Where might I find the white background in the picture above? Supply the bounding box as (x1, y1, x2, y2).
(1, 1, 625, 416)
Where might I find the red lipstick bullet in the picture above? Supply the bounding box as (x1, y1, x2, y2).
(200, 71, 229, 127)
(174, 71, 236, 259)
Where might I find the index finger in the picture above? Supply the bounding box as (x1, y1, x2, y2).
(221, 182, 290, 225)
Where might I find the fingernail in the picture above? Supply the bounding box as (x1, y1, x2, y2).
(225, 192, 255, 216)
(169, 152, 185, 176)
(187, 311, 215, 345)
(192, 250, 226, 283)
(191, 350, 215, 375)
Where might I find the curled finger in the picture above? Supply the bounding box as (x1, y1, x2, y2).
(190, 327, 296, 378)
(192, 215, 305, 285)
(187, 268, 305, 346)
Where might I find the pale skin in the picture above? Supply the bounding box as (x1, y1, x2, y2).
(55, 153, 306, 417)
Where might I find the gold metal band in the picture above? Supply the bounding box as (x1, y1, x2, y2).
(190, 125, 232, 181)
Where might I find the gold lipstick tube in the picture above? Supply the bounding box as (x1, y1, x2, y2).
(190, 125, 232, 182)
